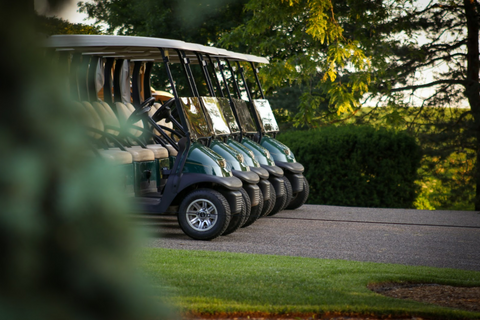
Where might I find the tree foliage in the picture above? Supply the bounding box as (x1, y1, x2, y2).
(349, 106, 475, 210)
(351, 0, 480, 210)
(78, 0, 250, 94)
(220, 0, 371, 127)
(78, 0, 248, 44)
(36, 14, 101, 35)
(79, 0, 371, 126)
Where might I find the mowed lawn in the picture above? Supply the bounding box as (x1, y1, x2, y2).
(141, 248, 480, 319)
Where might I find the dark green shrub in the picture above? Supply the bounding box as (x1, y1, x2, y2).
(277, 126, 422, 208)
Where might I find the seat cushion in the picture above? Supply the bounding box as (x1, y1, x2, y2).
(82, 101, 104, 139)
(165, 144, 178, 156)
(97, 149, 133, 165)
(115, 102, 144, 137)
(92, 101, 121, 135)
(111, 147, 155, 161)
(132, 145, 168, 159)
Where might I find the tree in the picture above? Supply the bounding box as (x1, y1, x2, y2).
(220, 0, 479, 210)
(36, 14, 102, 35)
(78, 0, 248, 44)
(220, 0, 374, 127)
(352, 0, 479, 210)
(79, 0, 369, 117)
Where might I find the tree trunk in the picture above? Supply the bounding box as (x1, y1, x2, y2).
(464, 0, 480, 210)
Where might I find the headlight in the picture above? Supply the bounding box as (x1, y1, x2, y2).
(249, 150, 255, 159)
(218, 159, 227, 169)
(265, 150, 271, 159)
(283, 148, 291, 156)
(236, 153, 244, 163)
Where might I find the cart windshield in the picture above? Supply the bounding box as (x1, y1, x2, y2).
(181, 97, 212, 140)
(232, 99, 257, 134)
(252, 99, 279, 133)
(217, 97, 240, 134)
(201, 97, 231, 136)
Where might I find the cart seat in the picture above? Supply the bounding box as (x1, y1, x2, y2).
(110, 147, 154, 161)
(92, 101, 121, 135)
(97, 149, 133, 164)
(115, 102, 144, 137)
(165, 144, 178, 156)
(81, 101, 105, 139)
(76, 102, 134, 165)
(131, 145, 168, 159)
(93, 101, 170, 159)
(81, 101, 155, 161)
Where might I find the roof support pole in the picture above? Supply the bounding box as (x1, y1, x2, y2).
(103, 58, 114, 105)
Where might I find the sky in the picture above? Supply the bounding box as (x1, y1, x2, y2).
(35, 0, 93, 24)
(59, 1, 90, 23)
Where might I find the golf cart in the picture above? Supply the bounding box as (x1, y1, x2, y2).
(200, 54, 290, 215)
(45, 35, 245, 240)
(179, 46, 288, 217)
(146, 46, 265, 231)
(214, 53, 309, 210)
(157, 46, 282, 222)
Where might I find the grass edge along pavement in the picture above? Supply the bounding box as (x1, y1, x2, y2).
(141, 248, 480, 320)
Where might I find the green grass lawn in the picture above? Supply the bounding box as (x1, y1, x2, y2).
(141, 248, 480, 319)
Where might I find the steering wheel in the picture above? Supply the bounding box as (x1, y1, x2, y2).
(141, 96, 156, 109)
(127, 97, 156, 123)
(152, 97, 175, 122)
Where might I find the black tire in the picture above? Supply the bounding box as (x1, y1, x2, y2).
(281, 176, 293, 211)
(177, 188, 231, 240)
(268, 183, 287, 216)
(242, 188, 264, 228)
(261, 183, 276, 217)
(239, 187, 252, 227)
(222, 190, 248, 236)
(286, 177, 310, 210)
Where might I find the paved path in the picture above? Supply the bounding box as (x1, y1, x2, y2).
(142, 205, 480, 271)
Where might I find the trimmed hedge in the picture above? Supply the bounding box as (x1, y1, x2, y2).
(277, 126, 421, 208)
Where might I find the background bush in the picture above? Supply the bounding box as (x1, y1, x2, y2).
(277, 126, 422, 208)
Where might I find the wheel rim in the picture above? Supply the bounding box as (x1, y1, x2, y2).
(185, 199, 218, 231)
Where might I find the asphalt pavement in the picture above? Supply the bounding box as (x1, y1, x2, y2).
(142, 204, 480, 271)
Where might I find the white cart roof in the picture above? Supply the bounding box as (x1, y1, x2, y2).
(45, 34, 268, 64)
(46, 35, 217, 62)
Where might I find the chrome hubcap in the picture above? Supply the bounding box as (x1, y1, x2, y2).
(186, 199, 218, 231)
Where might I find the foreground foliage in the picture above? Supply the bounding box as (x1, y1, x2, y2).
(1, 2, 172, 319)
(142, 248, 480, 319)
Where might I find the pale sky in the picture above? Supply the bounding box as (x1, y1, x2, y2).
(59, 1, 90, 23)
(35, 0, 93, 24)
